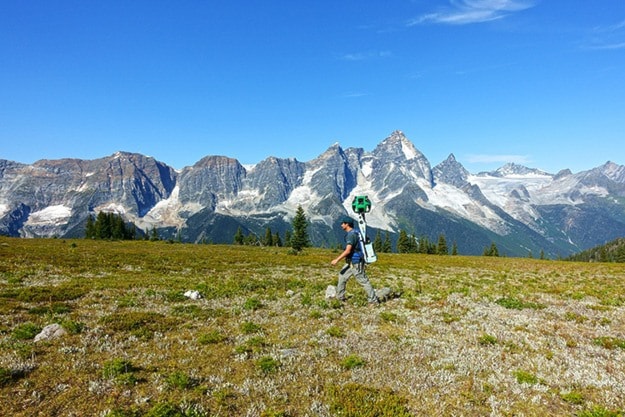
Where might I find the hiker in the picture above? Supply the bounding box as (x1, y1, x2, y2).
(331, 217, 379, 305)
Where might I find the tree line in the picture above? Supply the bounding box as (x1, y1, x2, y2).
(84, 207, 515, 258)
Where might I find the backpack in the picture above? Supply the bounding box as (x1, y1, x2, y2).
(349, 230, 377, 264)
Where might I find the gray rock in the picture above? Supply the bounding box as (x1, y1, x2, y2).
(34, 323, 67, 342)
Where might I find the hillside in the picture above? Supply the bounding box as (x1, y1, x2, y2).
(2, 131, 625, 258)
(566, 237, 625, 263)
(1, 238, 625, 416)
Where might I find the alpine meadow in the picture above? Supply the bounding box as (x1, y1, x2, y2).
(1, 237, 625, 416)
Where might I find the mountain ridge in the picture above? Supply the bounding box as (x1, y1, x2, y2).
(1, 131, 624, 257)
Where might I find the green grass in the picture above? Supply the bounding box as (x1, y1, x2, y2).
(1, 237, 625, 416)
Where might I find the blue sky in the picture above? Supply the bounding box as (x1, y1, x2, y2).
(1, 1, 624, 174)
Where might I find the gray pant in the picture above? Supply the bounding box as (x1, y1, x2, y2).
(336, 262, 378, 303)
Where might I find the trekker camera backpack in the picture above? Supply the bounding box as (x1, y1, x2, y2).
(351, 195, 377, 264)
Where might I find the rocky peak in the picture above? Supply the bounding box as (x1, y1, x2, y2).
(433, 153, 470, 188)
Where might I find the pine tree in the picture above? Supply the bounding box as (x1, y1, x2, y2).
(264, 227, 274, 246)
(373, 231, 383, 253)
(291, 206, 310, 252)
(85, 214, 95, 239)
(382, 232, 392, 253)
(234, 227, 244, 245)
(451, 241, 458, 256)
(437, 234, 448, 255)
(273, 232, 282, 247)
(483, 242, 499, 257)
(397, 230, 411, 253)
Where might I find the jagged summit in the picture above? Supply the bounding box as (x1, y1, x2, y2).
(374, 130, 424, 162)
(1, 130, 625, 258)
(490, 163, 551, 177)
(433, 153, 470, 188)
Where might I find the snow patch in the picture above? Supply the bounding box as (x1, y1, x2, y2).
(401, 139, 418, 160)
(26, 205, 72, 226)
(0, 204, 8, 218)
(96, 203, 127, 215)
(140, 186, 192, 228)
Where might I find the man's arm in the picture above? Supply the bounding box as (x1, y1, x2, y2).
(331, 244, 353, 266)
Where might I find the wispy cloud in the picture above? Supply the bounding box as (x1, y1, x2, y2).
(340, 50, 392, 61)
(585, 19, 625, 50)
(339, 91, 369, 98)
(465, 153, 532, 164)
(408, 0, 536, 26)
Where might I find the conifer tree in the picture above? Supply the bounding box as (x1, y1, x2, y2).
(373, 231, 383, 253)
(85, 214, 95, 239)
(234, 227, 244, 245)
(291, 206, 310, 252)
(397, 230, 411, 253)
(264, 227, 274, 246)
(437, 234, 448, 255)
(382, 232, 392, 253)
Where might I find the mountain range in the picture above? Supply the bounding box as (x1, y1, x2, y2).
(2, 130, 625, 258)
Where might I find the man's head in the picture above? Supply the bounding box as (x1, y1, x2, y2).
(340, 217, 354, 229)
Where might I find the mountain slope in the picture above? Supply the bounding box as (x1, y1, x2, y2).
(1, 131, 624, 257)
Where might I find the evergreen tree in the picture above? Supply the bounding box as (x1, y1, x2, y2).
(483, 242, 499, 257)
(373, 231, 383, 253)
(382, 232, 393, 253)
(264, 227, 274, 246)
(234, 227, 244, 245)
(437, 234, 448, 255)
(86, 212, 136, 240)
(244, 233, 259, 245)
(284, 230, 292, 247)
(451, 241, 458, 256)
(291, 206, 310, 252)
(150, 227, 160, 241)
(396, 230, 411, 253)
(539, 250, 546, 260)
(111, 214, 126, 240)
(273, 232, 282, 247)
(85, 214, 95, 239)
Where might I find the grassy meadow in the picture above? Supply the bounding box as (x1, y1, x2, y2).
(1, 236, 625, 416)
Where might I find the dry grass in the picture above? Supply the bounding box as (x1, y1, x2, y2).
(1, 237, 625, 416)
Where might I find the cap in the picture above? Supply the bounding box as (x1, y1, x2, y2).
(340, 217, 354, 227)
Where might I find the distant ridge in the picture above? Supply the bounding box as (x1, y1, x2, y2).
(1, 131, 625, 257)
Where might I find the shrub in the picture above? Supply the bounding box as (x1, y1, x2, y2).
(166, 371, 194, 390)
(61, 319, 85, 334)
(326, 326, 344, 338)
(379, 311, 400, 323)
(243, 297, 263, 311)
(594, 336, 625, 350)
(479, 333, 498, 346)
(561, 390, 584, 405)
(577, 405, 624, 417)
(0, 367, 13, 386)
(341, 354, 365, 370)
(257, 356, 280, 374)
(513, 370, 538, 385)
(240, 321, 262, 334)
(12, 322, 41, 340)
(198, 330, 226, 345)
(102, 358, 137, 385)
(496, 296, 544, 310)
(327, 383, 411, 417)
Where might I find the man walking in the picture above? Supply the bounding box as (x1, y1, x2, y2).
(331, 217, 379, 305)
